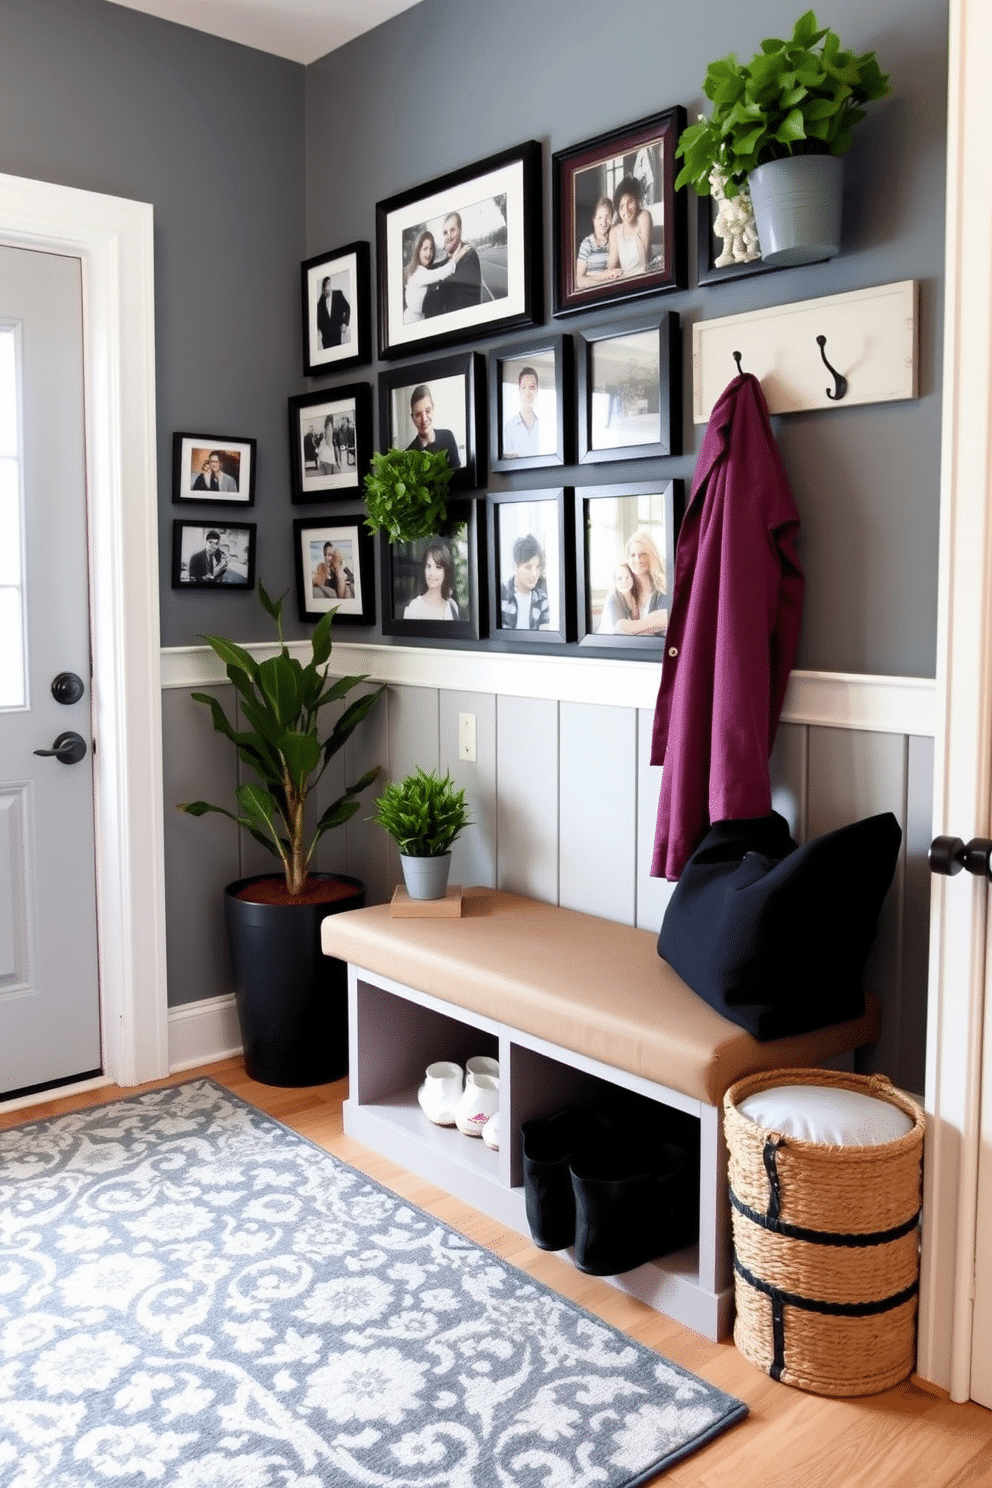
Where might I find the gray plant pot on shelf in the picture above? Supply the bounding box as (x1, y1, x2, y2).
(400, 852, 452, 901)
(748, 154, 844, 268)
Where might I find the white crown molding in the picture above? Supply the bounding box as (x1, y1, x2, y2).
(160, 641, 936, 737)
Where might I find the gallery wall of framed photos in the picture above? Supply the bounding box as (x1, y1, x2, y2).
(290, 113, 704, 663)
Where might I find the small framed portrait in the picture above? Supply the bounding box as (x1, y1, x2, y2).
(697, 193, 783, 288)
(577, 312, 682, 464)
(288, 383, 372, 503)
(301, 242, 371, 375)
(172, 521, 257, 590)
(573, 480, 682, 654)
(378, 350, 484, 490)
(293, 517, 375, 626)
(381, 499, 485, 642)
(376, 141, 543, 360)
(172, 433, 256, 505)
(488, 335, 572, 473)
(553, 108, 687, 317)
(487, 488, 571, 647)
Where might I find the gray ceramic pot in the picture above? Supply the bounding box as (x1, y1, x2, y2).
(400, 852, 452, 900)
(748, 154, 844, 268)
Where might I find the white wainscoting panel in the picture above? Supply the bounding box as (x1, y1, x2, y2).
(496, 695, 559, 903)
(559, 702, 637, 923)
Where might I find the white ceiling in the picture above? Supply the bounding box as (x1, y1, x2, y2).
(103, 0, 424, 65)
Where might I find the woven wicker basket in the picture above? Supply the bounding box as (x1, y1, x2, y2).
(723, 1067, 925, 1398)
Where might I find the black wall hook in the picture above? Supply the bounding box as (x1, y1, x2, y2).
(732, 350, 744, 375)
(816, 334, 848, 401)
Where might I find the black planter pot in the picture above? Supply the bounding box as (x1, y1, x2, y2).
(224, 873, 365, 1087)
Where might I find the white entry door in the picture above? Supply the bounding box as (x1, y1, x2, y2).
(0, 244, 101, 1097)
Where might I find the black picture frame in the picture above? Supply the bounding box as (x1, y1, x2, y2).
(375, 141, 543, 360)
(378, 350, 484, 491)
(553, 107, 687, 318)
(573, 480, 682, 655)
(380, 499, 485, 642)
(488, 334, 572, 473)
(487, 487, 572, 646)
(696, 193, 784, 287)
(288, 383, 371, 503)
(576, 312, 681, 464)
(301, 241, 371, 375)
(293, 516, 375, 626)
(172, 520, 257, 590)
(172, 432, 256, 506)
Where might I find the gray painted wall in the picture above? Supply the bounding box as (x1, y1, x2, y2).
(305, 0, 948, 677)
(0, 0, 306, 646)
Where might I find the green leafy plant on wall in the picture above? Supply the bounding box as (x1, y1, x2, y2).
(368, 767, 473, 859)
(363, 446, 454, 543)
(178, 582, 385, 896)
(675, 10, 890, 198)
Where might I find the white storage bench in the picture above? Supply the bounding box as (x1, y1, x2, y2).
(321, 887, 880, 1341)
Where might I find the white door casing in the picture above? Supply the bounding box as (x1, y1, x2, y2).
(0, 173, 167, 1091)
(918, 0, 992, 1404)
(0, 245, 101, 1093)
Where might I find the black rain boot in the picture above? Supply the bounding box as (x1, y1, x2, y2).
(570, 1138, 695, 1275)
(520, 1107, 617, 1251)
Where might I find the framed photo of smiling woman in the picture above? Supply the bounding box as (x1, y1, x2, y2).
(573, 479, 682, 655)
(381, 499, 485, 643)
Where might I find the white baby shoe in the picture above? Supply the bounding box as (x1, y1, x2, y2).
(455, 1072, 499, 1137)
(417, 1061, 464, 1126)
(466, 1055, 499, 1083)
(482, 1110, 500, 1151)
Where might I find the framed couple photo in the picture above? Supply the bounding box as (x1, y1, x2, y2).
(172, 432, 256, 506)
(288, 383, 371, 502)
(301, 241, 371, 375)
(293, 517, 375, 626)
(380, 499, 485, 642)
(376, 141, 543, 360)
(553, 107, 687, 317)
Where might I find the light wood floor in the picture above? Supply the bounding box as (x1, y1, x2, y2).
(4, 1059, 992, 1488)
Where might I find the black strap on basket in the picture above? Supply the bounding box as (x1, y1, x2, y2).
(763, 1138, 784, 1220)
(730, 1187, 922, 1247)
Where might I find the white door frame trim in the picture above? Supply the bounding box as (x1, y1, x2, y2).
(918, 0, 991, 1400)
(0, 172, 168, 1088)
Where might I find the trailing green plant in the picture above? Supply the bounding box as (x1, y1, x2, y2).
(368, 767, 473, 859)
(177, 581, 386, 896)
(363, 446, 454, 543)
(675, 10, 890, 198)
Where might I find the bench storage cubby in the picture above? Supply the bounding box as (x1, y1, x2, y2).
(322, 888, 881, 1342)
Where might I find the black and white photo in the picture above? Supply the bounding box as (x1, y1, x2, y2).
(301, 242, 371, 375)
(293, 517, 374, 625)
(172, 433, 256, 505)
(377, 143, 542, 359)
(172, 521, 256, 589)
(288, 384, 371, 502)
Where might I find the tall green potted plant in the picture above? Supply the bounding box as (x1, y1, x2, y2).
(178, 582, 385, 1086)
(675, 10, 890, 266)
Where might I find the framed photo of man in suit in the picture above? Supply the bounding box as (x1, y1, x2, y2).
(301, 242, 371, 375)
(377, 350, 484, 491)
(172, 432, 256, 505)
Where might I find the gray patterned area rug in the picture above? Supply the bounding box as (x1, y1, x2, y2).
(0, 1080, 746, 1487)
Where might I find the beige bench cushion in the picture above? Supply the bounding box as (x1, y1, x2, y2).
(321, 887, 881, 1108)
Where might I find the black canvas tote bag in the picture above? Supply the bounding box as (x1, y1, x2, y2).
(657, 811, 902, 1040)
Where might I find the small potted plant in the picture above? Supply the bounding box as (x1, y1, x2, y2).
(363, 446, 454, 543)
(369, 766, 473, 900)
(675, 10, 890, 266)
(178, 582, 385, 1086)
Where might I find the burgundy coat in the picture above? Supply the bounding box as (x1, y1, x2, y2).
(650, 373, 804, 880)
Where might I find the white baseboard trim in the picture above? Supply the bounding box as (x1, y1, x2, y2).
(161, 642, 937, 737)
(168, 993, 242, 1073)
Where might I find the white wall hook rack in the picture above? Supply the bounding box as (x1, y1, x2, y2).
(693, 279, 918, 422)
